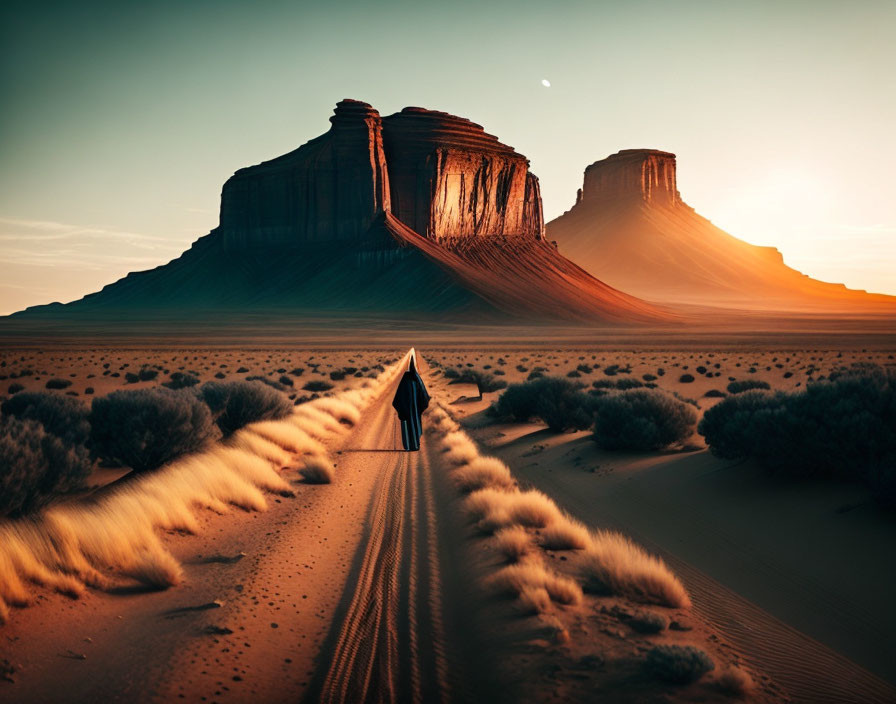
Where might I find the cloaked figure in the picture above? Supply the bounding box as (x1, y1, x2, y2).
(392, 353, 430, 451)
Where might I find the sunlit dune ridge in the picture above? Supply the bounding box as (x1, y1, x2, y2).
(0, 355, 408, 624)
(427, 403, 690, 612)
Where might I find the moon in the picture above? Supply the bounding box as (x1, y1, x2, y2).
(541, 79, 551, 88)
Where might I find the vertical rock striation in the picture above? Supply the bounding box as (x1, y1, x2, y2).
(218, 99, 390, 249)
(581, 149, 681, 209)
(381, 107, 544, 241)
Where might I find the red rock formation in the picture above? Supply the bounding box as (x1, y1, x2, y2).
(218, 99, 390, 249)
(218, 101, 544, 251)
(382, 107, 544, 241)
(581, 149, 681, 209)
(549, 149, 895, 312)
(16, 102, 674, 325)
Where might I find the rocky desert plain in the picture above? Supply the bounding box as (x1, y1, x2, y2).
(1, 98, 895, 704)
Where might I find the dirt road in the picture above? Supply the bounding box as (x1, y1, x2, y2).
(2, 360, 500, 704)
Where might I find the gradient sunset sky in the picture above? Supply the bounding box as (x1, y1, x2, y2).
(1, 0, 893, 314)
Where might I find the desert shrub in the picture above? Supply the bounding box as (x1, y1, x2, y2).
(713, 666, 754, 697)
(493, 526, 533, 562)
(539, 517, 590, 550)
(727, 379, 771, 394)
(7, 383, 24, 395)
(580, 529, 690, 607)
(645, 645, 714, 684)
(526, 371, 544, 381)
(443, 368, 460, 379)
(449, 369, 507, 395)
(0, 415, 90, 516)
(279, 375, 294, 387)
(45, 378, 72, 390)
(1, 391, 90, 446)
(699, 365, 896, 504)
(679, 374, 695, 383)
(163, 372, 199, 389)
(303, 380, 334, 393)
(704, 389, 727, 398)
(199, 380, 293, 436)
(626, 609, 668, 634)
(592, 390, 696, 451)
(90, 389, 218, 472)
(614, 378, 644, 390)
(491, 377, 595, 431)
(489, 383, 542, 422)
(246, 375, 288, 391)
(329, 370, 346, 381)
(299, 456, 335, 484)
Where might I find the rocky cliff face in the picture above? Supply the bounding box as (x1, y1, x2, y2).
(14, 101, 672, 325)
(581, 149, 681, 209)
(219, 100, 390, 250)
(218, 100, 543, 251)
(382, 107, 543, 241)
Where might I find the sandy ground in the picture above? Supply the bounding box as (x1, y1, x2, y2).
(0, 356, 506, 703)
(2, 346, 894, 703)
(441, 351, 896, 704)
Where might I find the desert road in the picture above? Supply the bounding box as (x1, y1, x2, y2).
(4, 356, 896, 704)
(2, 358, 506, 704)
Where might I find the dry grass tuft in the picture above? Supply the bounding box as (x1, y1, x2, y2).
(441, 431, 479, 466)
(488, 560, 583, 606)
(713, 666, 754, 698)
(308, 397, 361, 426)
(452, 457, 514, 492)
(580, 529, 691, 608)
(538, 517, 590, 551)
(226, 429, 292, 466)
(246, 420, 325, 455)
(517, 586, 552, 615)
(505, 490, 563, 529)
(492, 526, 534, 562)
(299, 455, 335, 484)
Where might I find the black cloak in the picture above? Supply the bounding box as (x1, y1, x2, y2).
(391, 357, 430, 451)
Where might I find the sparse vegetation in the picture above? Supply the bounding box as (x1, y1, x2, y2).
(699, 364, 896, 505)
(302, 380, 334, 393)
(448, 369, 507, 396)
(1, 391, 90, 446)
(200, 380, 293, 436)
(645, 645, 714, 684)
(580, 529, 691, 607)
(0, 415, 90, 516)
(90, 389, 219, 473)
(727, 379, 771, 394)
(592, 389, 697, 451)
(163, 372, 199, 389)
(491, 377, 595, 432)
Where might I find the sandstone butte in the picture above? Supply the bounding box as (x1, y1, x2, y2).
(548, 149, 896, 312)
(16, 100, 671, 325)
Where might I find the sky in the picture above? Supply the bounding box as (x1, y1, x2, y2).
(1, 0, 894, 314)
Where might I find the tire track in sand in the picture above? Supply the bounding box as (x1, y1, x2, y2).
(304, 370, 451, 704)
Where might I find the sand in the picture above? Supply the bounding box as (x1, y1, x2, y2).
(2, 344, 894, 702)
